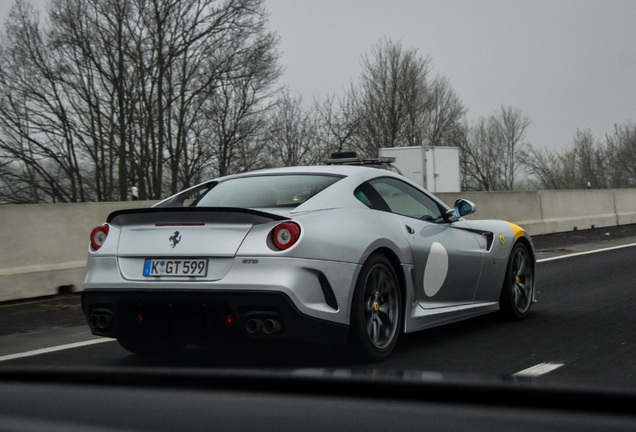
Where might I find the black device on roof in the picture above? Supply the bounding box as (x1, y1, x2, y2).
(324, 151, 397, 166)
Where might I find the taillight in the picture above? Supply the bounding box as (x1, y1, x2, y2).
(270, 222, 301, 250)
(90, 224, 109, 250)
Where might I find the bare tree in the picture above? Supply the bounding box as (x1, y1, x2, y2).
(263, 91, 323, 167)
(43, 0, 136, 201)
(522, 130, 603, 190)
(605, 123, 636, 188)
(422, 76, 467, 148)
(0, 0, 281, 202)
(459, 118, 503, 191)
(350, 38, 433, 155)
(314, 94, 359, 159)
(571, 129, 606, 189)
(0, 0, 90, 203)
(461, 106, 530, 191)
(520, 145, 568, 190)
(523, 126, 636, 190)
(328, 38, 466, 158)
(201, 13, 281, 177)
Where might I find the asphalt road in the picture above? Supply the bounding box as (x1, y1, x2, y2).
(1, 225, 635, 391)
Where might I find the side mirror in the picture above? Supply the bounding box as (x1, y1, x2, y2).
(453, 199, 476, 218)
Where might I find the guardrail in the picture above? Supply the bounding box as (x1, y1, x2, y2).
(1, 188, 635, 302)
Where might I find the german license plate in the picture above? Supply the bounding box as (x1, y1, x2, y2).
(143, 258, 208, 277)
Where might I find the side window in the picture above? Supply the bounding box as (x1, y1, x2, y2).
(353, 182, 391, 212)
(365, 177, 445, 222)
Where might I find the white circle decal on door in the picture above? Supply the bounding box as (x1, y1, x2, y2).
(423, 242, 449, 297)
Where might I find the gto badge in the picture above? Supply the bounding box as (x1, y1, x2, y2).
(169, 231, 182, 248)
(499, 234, 505, 246)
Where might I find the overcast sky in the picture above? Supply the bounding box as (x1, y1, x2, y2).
(1, 0, 634, 151)
(266, 0, 636, 151)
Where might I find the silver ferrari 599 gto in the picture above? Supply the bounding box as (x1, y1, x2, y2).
(82, 166, 536, 361)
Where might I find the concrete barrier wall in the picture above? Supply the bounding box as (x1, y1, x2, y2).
(1, 188, 635, 302)
(0, 201, 157, 302)
(435, 188, 634, 235)
(435, 191, 546, 235)
(613, 189, 636, 226)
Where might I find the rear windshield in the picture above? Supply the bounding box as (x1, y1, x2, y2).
(194, 174, 342, 208)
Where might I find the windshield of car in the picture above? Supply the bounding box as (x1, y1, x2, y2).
(194, 174, 341, 208)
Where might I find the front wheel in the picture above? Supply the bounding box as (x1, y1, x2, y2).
(500, 242, 534, 319)
(349, 253, 402, 362)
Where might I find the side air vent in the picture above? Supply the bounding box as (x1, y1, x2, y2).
(483, 232, 494, 250)
(317, 273, 339, 311)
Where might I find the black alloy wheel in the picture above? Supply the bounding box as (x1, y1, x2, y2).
(350, 253, 402, 362)
(500, 242, 534, 319)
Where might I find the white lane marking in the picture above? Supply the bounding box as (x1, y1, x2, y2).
(513, 362, 564, 377)
(0, 338, 113, 362)
(537, 242, 636, 263)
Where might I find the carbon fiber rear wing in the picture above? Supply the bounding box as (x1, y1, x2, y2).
(106, 207, 288, 226)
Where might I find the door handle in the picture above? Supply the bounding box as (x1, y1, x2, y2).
(405, 225, 414, 234)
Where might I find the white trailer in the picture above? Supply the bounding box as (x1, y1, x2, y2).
(379, 146, 461, 193)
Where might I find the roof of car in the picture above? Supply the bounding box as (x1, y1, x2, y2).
(222, 164, 387, 179)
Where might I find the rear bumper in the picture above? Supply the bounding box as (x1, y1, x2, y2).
(84, 256, 360, 325)
(82, 289, 350, 345)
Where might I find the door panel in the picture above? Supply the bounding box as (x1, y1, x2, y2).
(356, 176, 485, 308)
(399, 217, 484, 307)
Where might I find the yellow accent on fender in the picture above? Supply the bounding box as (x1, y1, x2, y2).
(504, 221, 525, 242)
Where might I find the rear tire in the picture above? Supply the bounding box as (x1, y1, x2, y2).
(349, 253, 402, 362)
(500, 242, 534, 319)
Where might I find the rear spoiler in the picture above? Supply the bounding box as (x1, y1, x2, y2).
(106, 207, 288, 226)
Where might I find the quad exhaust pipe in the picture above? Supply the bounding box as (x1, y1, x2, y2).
(245, 318, 262, 334)
(88, 309, 115, 333)
(244, 317, 282, 337)
(89, 309, 282, 337)
(262, 318, 282, 335)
